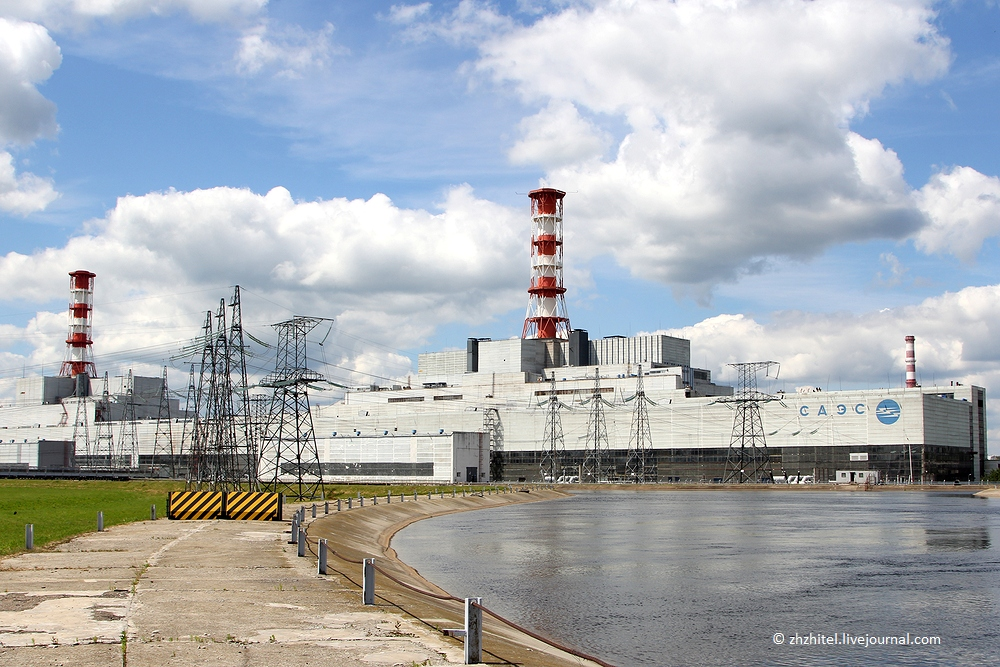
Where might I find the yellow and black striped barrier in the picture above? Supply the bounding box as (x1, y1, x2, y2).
(224, 492, 282, 521)
(167, 491, 223, 520)
(167, 491, 283, 521)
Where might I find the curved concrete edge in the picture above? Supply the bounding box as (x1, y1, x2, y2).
(973, 488, 1000, 498)
(303, 489, 607, 667)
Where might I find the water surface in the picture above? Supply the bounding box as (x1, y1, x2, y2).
(392, 491, 1000, 666)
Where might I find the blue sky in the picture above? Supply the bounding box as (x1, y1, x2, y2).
(2, 0, 1000, 448)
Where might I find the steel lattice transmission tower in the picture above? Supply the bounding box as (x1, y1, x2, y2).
(722, 361, 779, 484)
(625, 365, 656, 483)
(228, 286, 256, 489)
(258, 316, 328, 500)
(484, 407, 504, 482)
(179, 364, 197, 479)
(118, 370, 138, 470)
(582, 367, 611, 483)
(89, 372, 117, 469)
(539, 372, 565, 482)
(152, 365, 175, 477)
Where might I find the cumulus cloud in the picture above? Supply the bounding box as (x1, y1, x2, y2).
(235, 21, 341, 78)
(0, 18, 60, 145)
(508, 99, 609, 168)
(0, 150, 58, 213)
(467, 0, 957, 291)
(914, 166, 1000, 262)
(0, 18, 60, 213)
(0, 0, 267, 29)
(660, 283, 1000, 441)
(0, 184, 526, 384)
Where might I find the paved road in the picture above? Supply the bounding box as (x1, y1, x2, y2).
(0, 516, 462, 666)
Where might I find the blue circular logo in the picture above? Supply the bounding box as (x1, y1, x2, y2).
(876, 399, 901, 425)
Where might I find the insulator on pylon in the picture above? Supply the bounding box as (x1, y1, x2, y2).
(522, 188, 571, 340)
(59, 270, 97, 379)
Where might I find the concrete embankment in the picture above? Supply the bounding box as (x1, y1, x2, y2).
(0, 487, 595, 667)
(305, 488, 608, 667)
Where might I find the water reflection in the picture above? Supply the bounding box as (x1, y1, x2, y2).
(393, 491, 1000, 667)
(925, 528, 990, 551)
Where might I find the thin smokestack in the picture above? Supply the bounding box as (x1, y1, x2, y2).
(905, 335, 917, 388)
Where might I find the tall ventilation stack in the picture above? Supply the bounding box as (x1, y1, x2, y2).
(59, 270, 97, 380)
(522, 188, 571, 340)
(905, 335, 917, 388)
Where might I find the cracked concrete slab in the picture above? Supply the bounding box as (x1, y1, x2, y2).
(0, 490, 597, 667)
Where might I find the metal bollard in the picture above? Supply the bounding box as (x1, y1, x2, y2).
(452, 489, 456, 498)
(465, 597, 482, 664)
(297, 527, 306, 557)
(311, 504, 317, 518)
(324, 501, 329, 514)
(25, 524, 33, 550)
(150, 504, 157, 521)
(400, 494, 405, 503)
(360, 497, 364, 508)
(373, 496, 377, 506)
(290, 517, 299, 544)
(414, 492, 418, 501)
(462, 489, 466, 497)
(338, 499, 343, 511)
(97, 511, 104, 532)
(428, 492, 432, 500)
(318, 538, 328, 575)
(363, 558, 375, 605)
(386, 493, 391, 504)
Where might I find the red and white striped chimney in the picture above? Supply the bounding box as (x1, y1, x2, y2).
(522, 188, 571, 340)
(59, 270, 97, 378)
(905, 335, 917, 388)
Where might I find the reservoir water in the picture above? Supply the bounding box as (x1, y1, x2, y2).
(392, 491, 1000, 666)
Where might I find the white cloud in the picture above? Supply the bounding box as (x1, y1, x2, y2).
(0, 184, 526, 384)
(659, 283, 1000, 446)
(0, 150, 57, 213)
(0, 18, 60, 213)
(508, 99, 609, 168)
(0, 18, 60, 145)
(235, 21, 340, 78)
(387, 3, 432, 25)
(914, 166, 1000, 262)
(469, 0, 959, 291)
(0, 0, 267, 29)
(395, 0, 514, 45)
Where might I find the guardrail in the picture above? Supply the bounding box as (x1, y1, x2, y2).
(289, 487, 615, 667)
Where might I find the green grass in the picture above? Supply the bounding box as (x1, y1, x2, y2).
(0, 480, 509, 556)
(0, 480, 184, 556)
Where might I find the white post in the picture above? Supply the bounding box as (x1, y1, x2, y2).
(297, 527, 306, 557)
(317, 538, 328, 575)
(150, 504, 156, 521)
(363, 558, 375, 605)
(290, 517, 298, 544)
(464, 597, 482, 664)
(97, 511, 104, 532)
(25, 524, 33, 550)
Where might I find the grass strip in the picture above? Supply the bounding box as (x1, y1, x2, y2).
(0, 479, 183, 556)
